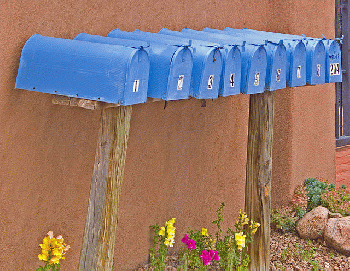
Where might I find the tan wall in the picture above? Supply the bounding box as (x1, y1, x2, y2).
(0, 0, 335, 270)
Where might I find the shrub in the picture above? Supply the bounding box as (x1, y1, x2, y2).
(320, 185, 350, 216)
(305, 178, 329, 211)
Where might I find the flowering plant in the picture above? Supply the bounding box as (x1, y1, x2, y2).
(150, 218, 176, 270)
(36, 231, 70, 271)
(178, 203, 260, 270)
(320, 185, 350, 216)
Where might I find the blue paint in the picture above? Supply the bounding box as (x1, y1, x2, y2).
(108, 29, 223, 99)
(15, 34, 150, 105)
(75, 33, 193, 101)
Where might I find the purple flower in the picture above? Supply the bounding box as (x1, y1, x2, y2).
(200, 250, 212, 266)
(181, 234, 189, 244)
(181, 234, 196, 250)
(187, 239, 196, 250)
(209, 249, 220, 261)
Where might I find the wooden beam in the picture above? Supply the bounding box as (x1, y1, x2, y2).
(79, 106, 132, 270)
(52, 95, 161, 110)
(245, 90, 274, 270)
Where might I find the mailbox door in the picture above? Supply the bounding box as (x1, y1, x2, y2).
(269, 43, 287, 91)
(166, 47, 193, 100)
(123, 49, 150, 105)
(192, 47, 222, 99)
(245, 45, 267, 94)
(222, 46, 241, 96)
(307, 40, 326, 85)
(288, 41, 307, 87)
(326, 40, 342, 83)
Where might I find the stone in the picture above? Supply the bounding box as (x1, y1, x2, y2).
(324, 216, 350, 256)
(296, 206, 329, 239)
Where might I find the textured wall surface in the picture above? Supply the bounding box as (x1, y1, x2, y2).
(0, 0, 335, 269)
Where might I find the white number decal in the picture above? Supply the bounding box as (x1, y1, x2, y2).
(254, 72, 260, 86)
(230, 74, 235, 88)
(316, 64, 321, 77)
(207, 75, 214, 89)
(177, 75, 184, 90)
(330, 63, 340, 76)
(276, 69, 281, 82)
(133, 80, 140, 92)
(297, 66, 302, 79)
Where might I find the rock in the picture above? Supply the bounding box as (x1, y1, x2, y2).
(324, 216, 350, 256)
(329, 212, 343, 218)
(296, 206, 329, 239)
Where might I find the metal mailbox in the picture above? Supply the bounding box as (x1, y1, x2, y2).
(108, 29, 223, 99)
(75, 33, 193, 101)
(224, 28, 327, 85)
(15, 34, 150, 105)
(159, 28, 242, 97)
(304, 39, 326, 85)
(220, 27, 306, 88)
(201, 28, 286, 92)
(181, 28, 267, 94)
(323, 39, 342, 83)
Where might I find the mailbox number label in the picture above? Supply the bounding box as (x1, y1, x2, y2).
(133, 80, 140, 92)
(230, 73, 235, 88)
(254, 72, 260, 86)
(207, 75, 214, 89)
(330, 63, 340, 76)
(276, 69, 281, 82)
(177, 75, 184, 90)
(316, 64, 321, 77)
(297, 66, 302, 79)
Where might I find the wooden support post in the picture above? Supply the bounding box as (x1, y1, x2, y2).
(79, 106, 132, 270)
(245, 91, 274, 270)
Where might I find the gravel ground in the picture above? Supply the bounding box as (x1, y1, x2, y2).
(135, 229, 350, 270)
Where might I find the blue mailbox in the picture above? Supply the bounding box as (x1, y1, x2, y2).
(224, 28, 326, 85)
(182, 28, 267, 94)
(219, 27, 306, 88)
(108, 29, 223, 99)
(15, 34, 150, 105)
(200, 28, 286, 92)
(159, 28, 242, 97)
(323, 39, 342, 83)
(304, 39, 326, 85)
(243, 29, 342, 83)
(75, 33, 193, 101)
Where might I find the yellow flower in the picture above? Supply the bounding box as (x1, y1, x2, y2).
(249, 220, 260, 235)
(238, 210, 249, 226)
(201, 228, 208, 236)
(235, 232, 246, 251)
(38, 253, 48, 261)
(159, 227, 165, 236)
(49, 256, 60, 264)
(168, 218, 176, 225)
(164, 237, 175, 247)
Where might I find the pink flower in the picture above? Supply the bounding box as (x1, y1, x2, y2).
(47, 231, 54, 239)
(181, 234, 189, 244)
(181, 234, 196, 250)
(200, 250, 212, 266)
(187, 239, 196, 250)
(209, 249, 220, 261)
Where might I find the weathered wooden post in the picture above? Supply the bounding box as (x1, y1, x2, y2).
(78, 105, 132, 271)
(245, 90, 274, 270)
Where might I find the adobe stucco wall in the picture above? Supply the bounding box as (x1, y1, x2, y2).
(0, 0, 335, 270)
